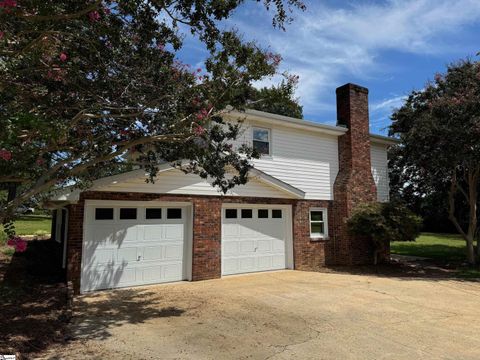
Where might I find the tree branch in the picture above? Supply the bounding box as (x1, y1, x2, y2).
(18, 1, 102, 22)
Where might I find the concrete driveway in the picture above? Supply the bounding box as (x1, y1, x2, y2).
(44, 270, 480, 359)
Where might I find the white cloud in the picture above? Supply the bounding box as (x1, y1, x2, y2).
(232, 0, 480, 122)
(371, 95, 406, 112)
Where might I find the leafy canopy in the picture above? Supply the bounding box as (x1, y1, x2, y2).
(0, 0, 305, 227)
(389, 59, 480, 264)
(246, 76, 303, 119)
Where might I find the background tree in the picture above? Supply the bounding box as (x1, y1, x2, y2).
(246, 75, 303, 118)
(389, 60, 480, 264)
(0, 0, 305, 247)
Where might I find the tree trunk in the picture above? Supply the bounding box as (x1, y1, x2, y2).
(448, 169, 478, 265)
(467, 169, 478, 264)
(466, 235, 476, 265)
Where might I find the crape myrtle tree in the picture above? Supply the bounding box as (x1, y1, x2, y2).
(389, 60, 480, 265)
(0, 0, 305, 251)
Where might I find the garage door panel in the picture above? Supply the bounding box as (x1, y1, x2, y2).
(257, 256, 273, 269)
(223, 224, 239, 237)
(117, 247, 138, 262)
(257, 240, 272, 252)
(164, 244, 183, 260)
(143, 226, 163, 241)
(164, 225, 183, 240)
(239, 225, 256, 237)
(118, 267, 137, 284)
(91, 226, 116, 245)
(223, 241, 239, 255)
(272, 239, 286, 252)
(88, 248, 115, 265)
(239, 257, 255, 271)
(272, 255, 285, 268)
(115, 227, 138, 243)
(141, 265, 162, 281)
(163, 263, 183, 280)
(141, 246, 163, 261)
(82, 204, 188, 292)
(240, 240, 255, 253)
(222, 205, 290, 276)
(222, 259, 238, 274)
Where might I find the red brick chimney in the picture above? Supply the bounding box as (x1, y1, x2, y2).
(333, 83, 377, 265)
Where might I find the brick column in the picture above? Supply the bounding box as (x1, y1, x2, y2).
(191, 197, 222, 280)
(333, 83, 377, 265)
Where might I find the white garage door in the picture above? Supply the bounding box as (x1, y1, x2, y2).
(221, 205, 293, 276)
(81, 201, 190, 292)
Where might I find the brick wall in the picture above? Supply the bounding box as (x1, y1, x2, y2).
(333, 83, 378, 265)
(293, 200, 335, 271)
(65, 191, 336, 293)
(191, 197, 222, 280)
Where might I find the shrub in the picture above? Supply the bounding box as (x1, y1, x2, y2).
(348, 201, 422, 264)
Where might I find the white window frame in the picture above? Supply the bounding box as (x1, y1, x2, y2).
(309, 207, 328, 240)
(252, 127, 271, 156)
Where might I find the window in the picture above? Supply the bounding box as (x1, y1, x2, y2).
(120, 208, 137, 220)
(225, 209, 237, 219)
(272, 209, 282, 219)
(146, 208, 162, 219)
(258, 209, 269, 218)
(310, 208, 328, 239)
(241, 209, 253, 218)
(167, 208, 182, 219)
(253, 127, 270, 155)
(95, 208, 113, 220)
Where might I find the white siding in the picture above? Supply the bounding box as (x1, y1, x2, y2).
(371, 144, 390, 202)
(232, 121, 339, 200)
(93, 169, 296, 199)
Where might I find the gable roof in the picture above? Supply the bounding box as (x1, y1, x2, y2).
(46, 164, 305, 206)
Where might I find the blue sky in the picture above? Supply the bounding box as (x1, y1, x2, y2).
(177, 0, 480, 135)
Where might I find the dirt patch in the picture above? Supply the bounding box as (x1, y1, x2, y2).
(0, 240, 69, 358)
(317, 255, 479, 280)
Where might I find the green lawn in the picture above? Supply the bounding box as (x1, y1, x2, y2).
(391, 232, 467, 263)
(1, 215, 52, 237)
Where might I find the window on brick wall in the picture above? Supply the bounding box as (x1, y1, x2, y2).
(309, 208, 328, 239)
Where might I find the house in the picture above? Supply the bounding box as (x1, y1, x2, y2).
(48, 83, 397, 293)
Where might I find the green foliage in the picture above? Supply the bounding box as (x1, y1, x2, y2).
(388, 59, 480, 263)
(247, 77, 303, 118)
(0, 0, 305, 223)
(348, 202, 422, 263)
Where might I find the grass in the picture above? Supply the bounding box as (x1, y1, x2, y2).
(391, 232, 480, 279)
(9, 215, 52, 236)
(391, 232, 467, 263)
